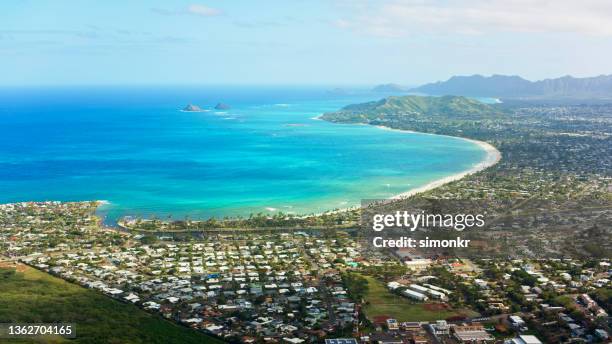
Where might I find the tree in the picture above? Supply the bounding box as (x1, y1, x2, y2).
(343, 273, 369, 302)
(140, 235, 158, 245)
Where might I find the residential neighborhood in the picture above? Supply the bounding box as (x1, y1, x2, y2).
(1, 202, 610, 343)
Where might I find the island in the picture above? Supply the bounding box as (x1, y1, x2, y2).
(181, 104, 204, 112)
(2, 95, 610, 344)
(214, 102, 231, 110)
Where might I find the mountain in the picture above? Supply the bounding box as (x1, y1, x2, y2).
(215, 103, 231, 110)
(321, 95, 503, 123)
(372, 83, 406, 93)
(182, 104, 203, 112)
(535, 75, 612, 97)
(411, 74, 612, 99)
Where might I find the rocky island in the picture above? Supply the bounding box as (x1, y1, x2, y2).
(214, 102, 231, 110)
(182, 104, 204, 112)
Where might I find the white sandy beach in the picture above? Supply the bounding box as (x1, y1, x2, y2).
(372, 125, 502, 200)
(312, 121, 502, 215)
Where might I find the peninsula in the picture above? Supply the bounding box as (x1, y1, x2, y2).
(322, 95, 503, 199)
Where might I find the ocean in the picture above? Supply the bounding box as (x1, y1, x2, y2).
(0, 86, 487, 223)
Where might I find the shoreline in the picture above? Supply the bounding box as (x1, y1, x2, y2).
(312, 120, 501, 215)
(372, 125, 501, 200)
(101, 120, 502, 221)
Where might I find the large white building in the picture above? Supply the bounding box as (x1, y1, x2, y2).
(429, 320, 450, 337)
(506, 335, 543, 344)
(402, 288, 429, 301)
(409, 284, 448, 300)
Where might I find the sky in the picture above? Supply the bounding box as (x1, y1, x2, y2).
(2, 0, 612, 86)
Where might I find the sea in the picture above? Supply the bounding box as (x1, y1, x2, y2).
(0, 86, 487, 223)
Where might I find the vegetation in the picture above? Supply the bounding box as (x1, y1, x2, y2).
(342, 272, 369, 301)
(353, 274, 460, 322)
(591, 288, 612, 313)
(326, 95, 503, 121)
(323, 96, 611, 259)
(123, 210, 358, 232)
(0, 265, 223, 344)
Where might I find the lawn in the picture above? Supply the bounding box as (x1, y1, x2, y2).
(359, 274, 471, 322)
(0, 264, 224, 344)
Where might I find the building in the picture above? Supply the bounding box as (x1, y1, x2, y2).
(428, 320, 450, 337)
(409, 284, 430, 294)
(402, 289, 429, 301)
(325, 339, 358, 344)
(509, 315, 526, 331)
(423, 283, 452, 295)
(387, 281, 402, 290)
(452, 323, 494, 343)
(386, 319, 399, 331)
(409, 284, 448, 300)
(506, 334, 543, 344)
(404, 258, 433, 271)
(595, 329, 609, 341)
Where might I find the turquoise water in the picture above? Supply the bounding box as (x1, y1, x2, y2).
(0, 86, 486, 223)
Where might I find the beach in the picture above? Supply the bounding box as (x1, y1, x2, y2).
(313, 122, 502, 215)
(2, 87, 494, 221)
(314, 114, 502, 198)
(372, 125, 502, 200)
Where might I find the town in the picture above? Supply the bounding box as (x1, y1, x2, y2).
(1, 201, 610, 343)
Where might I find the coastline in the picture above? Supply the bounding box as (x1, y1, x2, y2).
(313, 117, 501, 214)
(372, 125, 502, 200)
(101, 119, 501, 221)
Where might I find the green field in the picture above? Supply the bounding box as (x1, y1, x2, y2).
(0, 264, 224, 344)
(359, 274, 471, 322)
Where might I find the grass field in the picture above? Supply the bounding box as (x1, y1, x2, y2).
(359, 274, 473, 322)
(0, 263, 224, 344)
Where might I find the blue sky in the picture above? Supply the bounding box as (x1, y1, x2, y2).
(2, 0, 612, 86)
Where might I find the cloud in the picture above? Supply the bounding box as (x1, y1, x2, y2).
(334, 0, 612, 37)
(187, 4, 222, 17)
(152, 4, 222, 17)
(0, 29, 80, 35)
(234, 20, 283, 29)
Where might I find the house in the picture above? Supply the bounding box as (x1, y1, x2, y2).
(404, 258, 433, 271)
(124, 293, 140, 303)
(452, 323, 494, 343)
(386, 318, 399, 330)
(324, 339, 357, 344)
(474, 279, 488, 289)
(428, 320, 450, 337)
(595, 329, 609, 341)
(509, 315, 526, 331)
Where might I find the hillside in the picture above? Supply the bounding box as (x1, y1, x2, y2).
(321, 95, 503, 124)
(410, 74, 612, 99)
(0, 264, 224, 344)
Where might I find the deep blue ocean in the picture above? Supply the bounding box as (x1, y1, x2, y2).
(0, 86, 486, 223)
